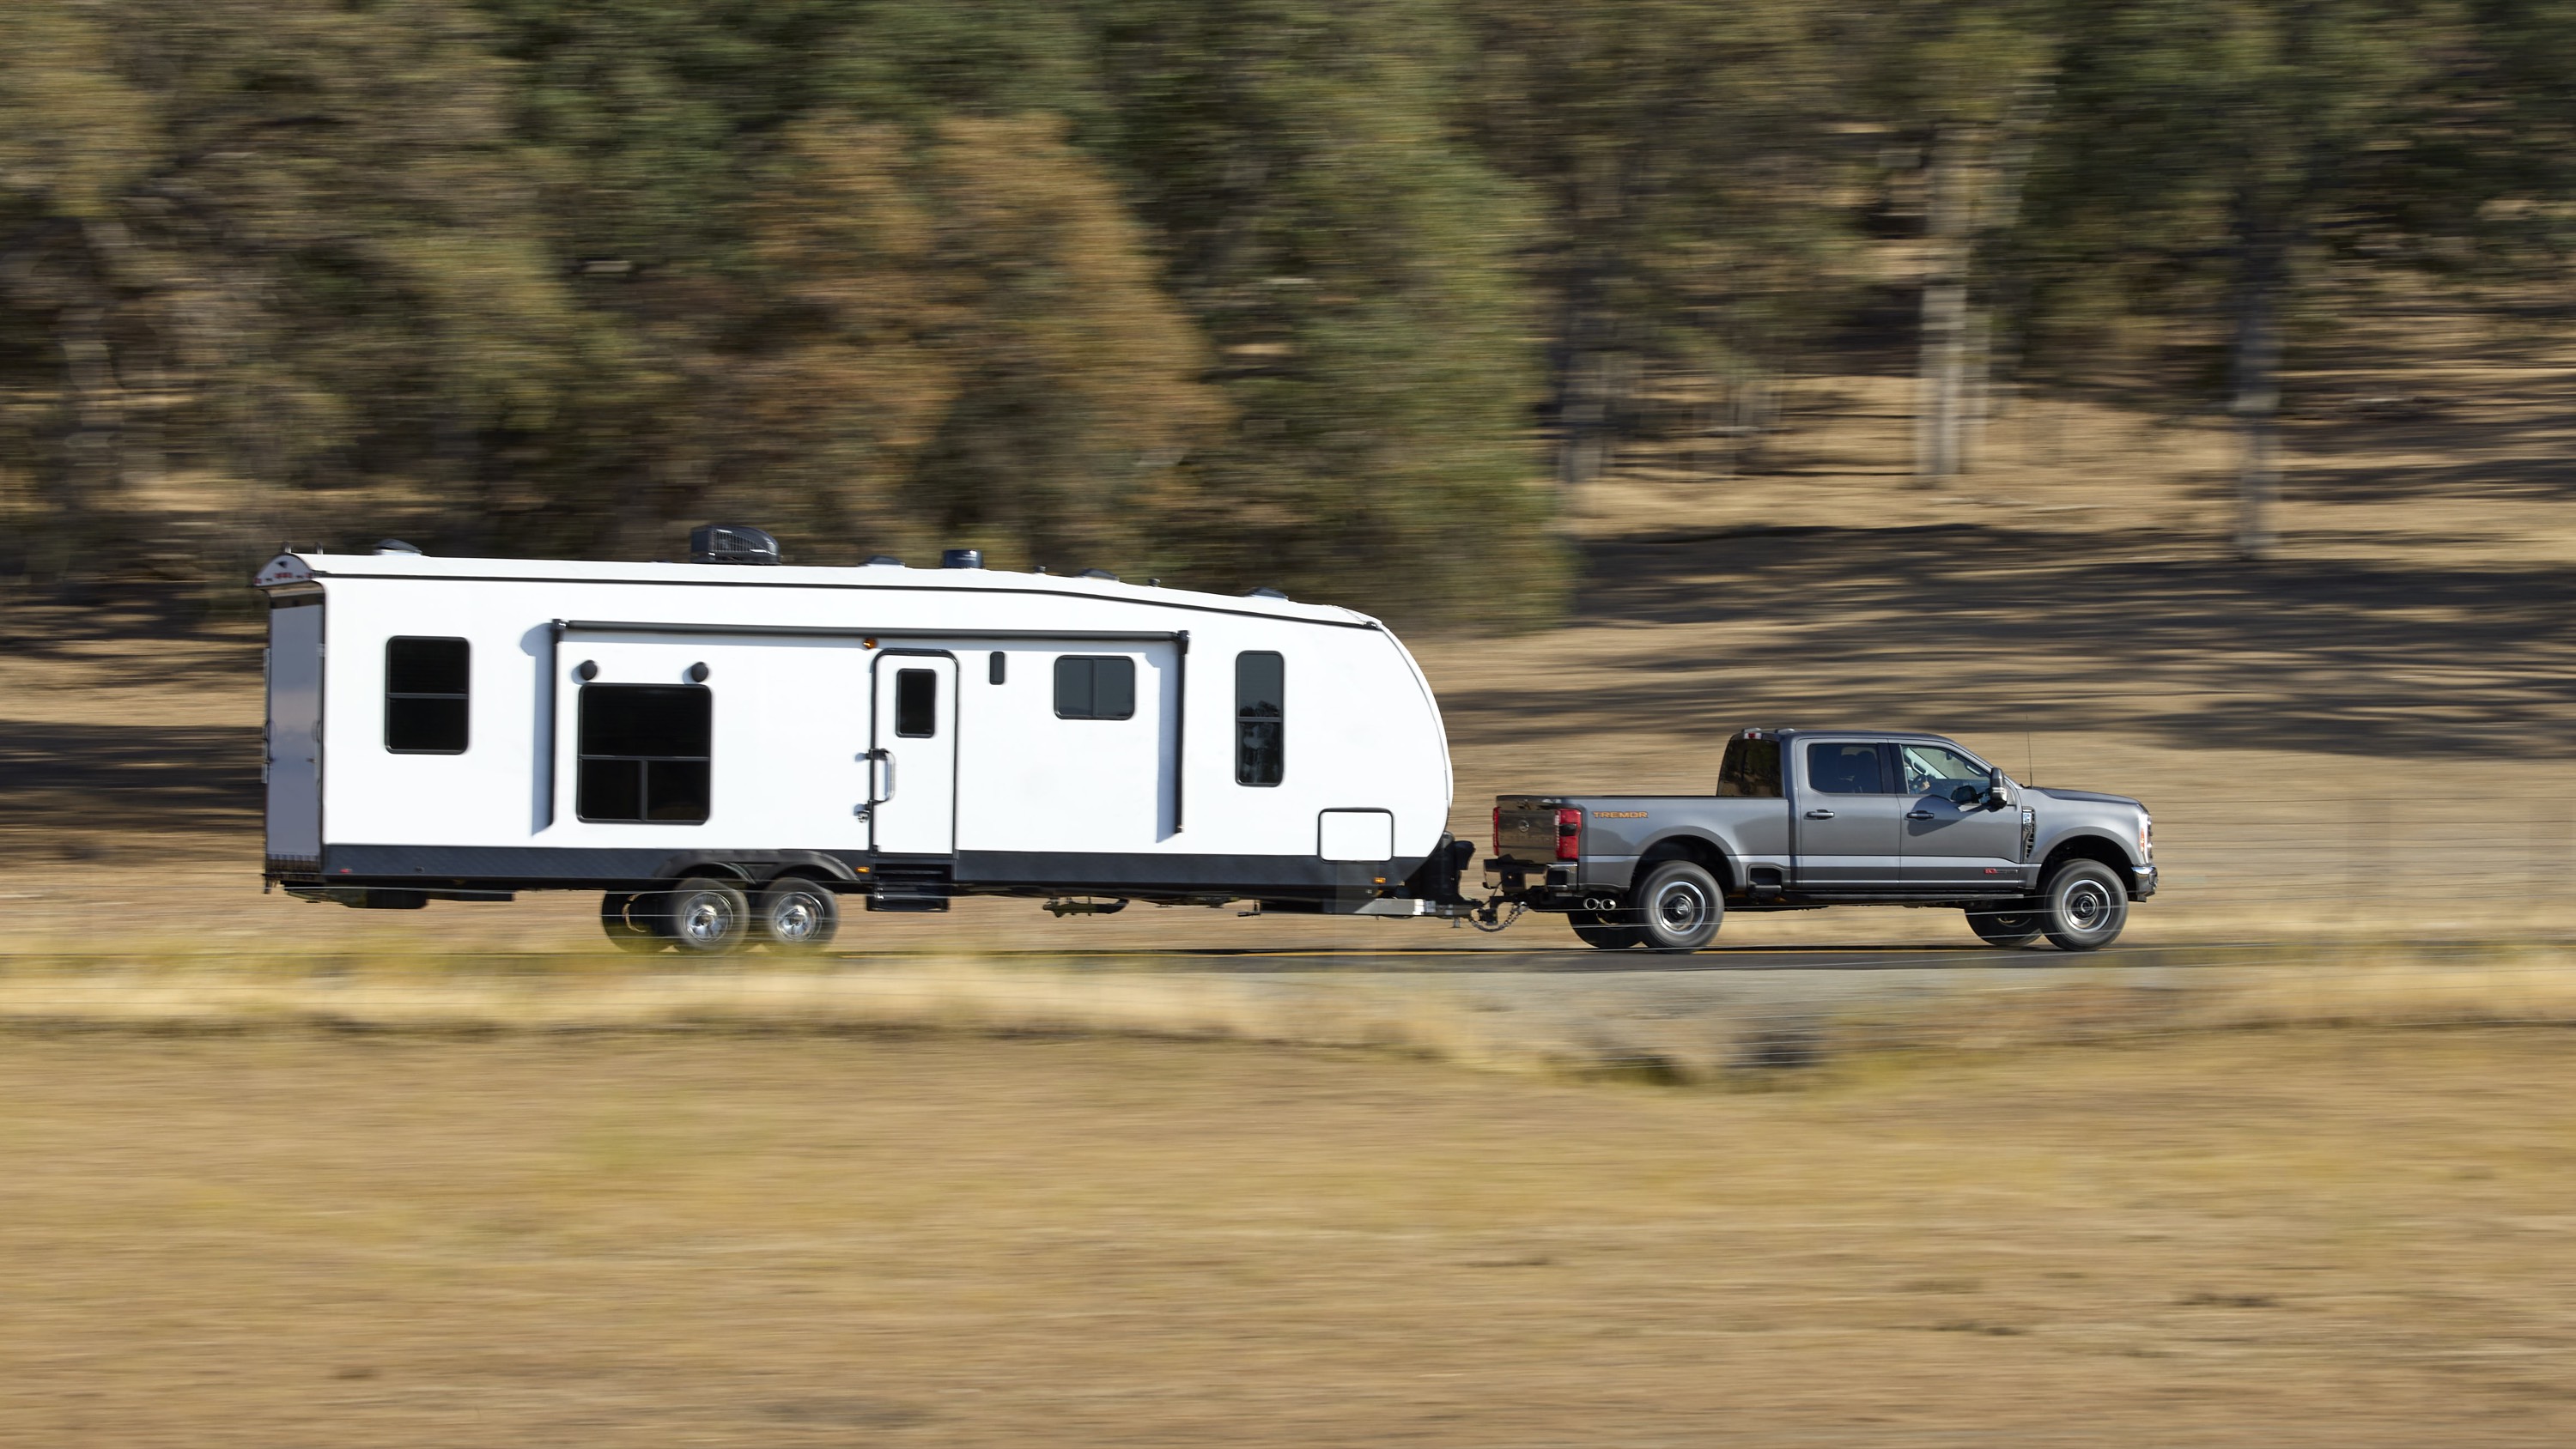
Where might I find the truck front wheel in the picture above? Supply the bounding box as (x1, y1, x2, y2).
(1635, 861, 1724, 952)
(2040, 861, 2128, 952)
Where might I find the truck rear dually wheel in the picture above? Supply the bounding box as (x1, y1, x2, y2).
(1965, 904, 2044, 949)
(1569, 909, 1645, 950)
(1635, 861, 1724, 952)
(2040, 861, 2128, 952)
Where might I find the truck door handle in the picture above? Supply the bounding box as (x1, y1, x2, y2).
(1804, 809, 1835, 820)
(1907, 809, 1935, 820)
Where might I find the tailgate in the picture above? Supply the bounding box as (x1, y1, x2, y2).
(1493, 797, 1564, 858)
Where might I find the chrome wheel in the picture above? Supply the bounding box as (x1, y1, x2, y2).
(661, 876, 751, 955)
(1634, 860, 1725, 951)
(757, 877, 840, 952)
(2041, 861, 2129, 952)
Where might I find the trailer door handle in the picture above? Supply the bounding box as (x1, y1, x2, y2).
(864, 747, 894, 803)
(1907, 809, 1935, 820)
(1804, 809, 1835, 820)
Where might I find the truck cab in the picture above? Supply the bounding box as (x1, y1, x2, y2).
(1491, 728, 2154, 952)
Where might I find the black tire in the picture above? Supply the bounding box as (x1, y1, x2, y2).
(659, 876, 752, 955)
(757, 876, 841, 952)
(1568, 909, 1645, 950)
(2039, 860, 2129, 952)
(1634, 860, 1724, 952)
(1965, 903, 2044, 949)
(599, 892, 668, 954)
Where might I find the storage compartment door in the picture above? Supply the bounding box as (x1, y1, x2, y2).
(264, 600, 325, 867)
(870, 654, 958, 855)
(1318, 809, 1394, 862)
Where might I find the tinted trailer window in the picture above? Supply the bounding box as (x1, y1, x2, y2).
(578, 685, 712, 822)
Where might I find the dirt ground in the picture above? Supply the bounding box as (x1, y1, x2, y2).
(3, 288, 2573, 951)
(1, 1028, 2570, 1446)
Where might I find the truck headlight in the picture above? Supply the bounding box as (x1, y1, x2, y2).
(2141, 815, 2153, 856)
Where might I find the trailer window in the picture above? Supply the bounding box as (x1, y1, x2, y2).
(1716, 737, 1781, 797)
(577, 684, 712, 823)
(1054, 656, 1135, 720)
(1805, 742, 1888, 795)
(384, 637, 470, 754)
(1236, 651, 1284, 786)
(894, 669, 938, 737)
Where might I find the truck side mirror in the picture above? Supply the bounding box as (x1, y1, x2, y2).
(1985, 767, 2012, 810)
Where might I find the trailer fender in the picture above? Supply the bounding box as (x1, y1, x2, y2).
(649, 851, 864, 887)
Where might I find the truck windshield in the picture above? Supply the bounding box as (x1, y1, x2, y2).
(1898, 743, 1987, 798)
(1716, 737, 1781, 797)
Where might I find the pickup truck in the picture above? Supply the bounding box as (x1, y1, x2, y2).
(1487, 728, 2154, 952)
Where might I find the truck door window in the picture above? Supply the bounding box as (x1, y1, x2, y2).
(1805, 742, 1886, 795)
(1716, 737, 1781, 797)
(577, 684, 713, 823)
(1898, 743, 1987, 799)
(1236, 651, 1284, 786)
(384, 637, 470, 754)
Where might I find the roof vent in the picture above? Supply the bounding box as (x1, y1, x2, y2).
(940, 549, 984, 570)
(1077, 567, 1119, 581)
(689, 523, 780, 566)
(1243, 585, 1289, 599)
(373, 538, 422, 555)
(864, 555, 904, 567)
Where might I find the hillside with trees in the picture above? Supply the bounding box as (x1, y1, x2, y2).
(2, 0, 2570, 621)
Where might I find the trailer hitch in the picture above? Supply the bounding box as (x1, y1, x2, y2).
(1467, 894, 1524, 933)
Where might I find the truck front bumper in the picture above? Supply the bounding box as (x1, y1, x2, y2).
(2131, 863, 2158, 900)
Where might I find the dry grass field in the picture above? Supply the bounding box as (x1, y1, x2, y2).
(6, 1028, 2576, 1446)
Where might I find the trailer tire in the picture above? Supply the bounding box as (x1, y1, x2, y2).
(757, 876, 840, 952)
(2039, 860, 2128, 952)
(660, 876, 752, 955)
(1964, 903, 2044, 949)
(1635, 860, 1724, 952)
(600, 892, 668, 954)
(1569, 909, 1644, 950)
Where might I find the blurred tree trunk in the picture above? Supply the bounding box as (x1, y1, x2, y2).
(2230, 214, 2283, 561)
(1917, 121, 1970, 484)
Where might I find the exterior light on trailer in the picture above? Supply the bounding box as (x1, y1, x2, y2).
(861, 637, 878, 650)
(1492, 805, 1502, 855)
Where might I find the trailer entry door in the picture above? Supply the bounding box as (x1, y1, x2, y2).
(264, 599, 325, 867)
(869, 654, 957, 855)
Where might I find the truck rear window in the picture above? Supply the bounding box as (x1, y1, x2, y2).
(1716, 737, 1780, 797)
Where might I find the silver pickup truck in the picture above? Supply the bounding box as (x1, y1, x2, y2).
(1487, 728, 2155, 952)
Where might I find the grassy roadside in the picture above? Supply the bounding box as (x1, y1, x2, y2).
(3, 943, 2572, 1086)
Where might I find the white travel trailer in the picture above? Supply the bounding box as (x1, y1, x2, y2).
(255, 530, 1474, 951)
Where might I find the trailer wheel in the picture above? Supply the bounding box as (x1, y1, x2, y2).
(599, 892, 668, 954)
(1964, 904, 2044, 949)
(660, 876, 751, 955)
(1635, 860, 1724, 952)
(757, 877, 840, 952)
(1568, 910, 1644, 950)
(2039, 860, 2128, 952)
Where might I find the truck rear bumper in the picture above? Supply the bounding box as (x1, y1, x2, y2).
(2131, 864, 2159, 900)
